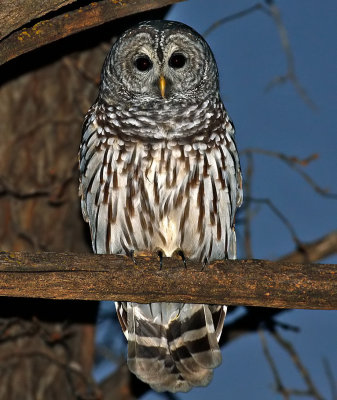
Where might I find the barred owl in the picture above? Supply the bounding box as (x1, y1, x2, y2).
(79, 20, 242, 393)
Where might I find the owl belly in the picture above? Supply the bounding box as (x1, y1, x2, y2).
(139, 151, 233, 262)
(156, 215, 180, 256)
(100, 143, 235, 262)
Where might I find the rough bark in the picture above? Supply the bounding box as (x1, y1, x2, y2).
(0, 31, 102, 398)
(0, 0, 77, 41)
(0, 0, 184, 66)
(0, 252, 336, 310)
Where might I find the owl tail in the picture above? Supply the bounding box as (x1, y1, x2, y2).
(119, 302, 226, 393)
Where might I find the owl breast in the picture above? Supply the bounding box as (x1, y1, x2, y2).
(80, 110, 241, 263)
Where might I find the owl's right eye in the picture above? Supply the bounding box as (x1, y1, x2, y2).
(134, 56, 153, 72)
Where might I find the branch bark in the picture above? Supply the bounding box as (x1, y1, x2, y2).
(0, 0, 184, 66)
(0, 0, 77, 41)
(0, 252, 336, 310)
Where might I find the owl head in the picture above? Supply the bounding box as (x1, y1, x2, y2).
(99, 20, 219, 106)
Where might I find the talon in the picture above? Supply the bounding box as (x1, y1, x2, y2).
(129, 249, 137, 265)
(201, 256, 208, 271)
(157, 250, 163, 270)
(177, 250, 187, 269)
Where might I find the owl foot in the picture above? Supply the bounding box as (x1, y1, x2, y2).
(201, 257, 208, 271)
(128, 249, 137, 265)
(177, 250, 187, 269)
(157, 250, 164, 270)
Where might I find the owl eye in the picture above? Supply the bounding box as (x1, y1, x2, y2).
(134, 56, 153, 72)
(168, 53, 186, 69)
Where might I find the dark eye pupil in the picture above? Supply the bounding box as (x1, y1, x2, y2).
(169, 53, 186, 69)
(135, 56, 152, 71)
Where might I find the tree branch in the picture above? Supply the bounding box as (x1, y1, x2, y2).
(280, 230, 337, 263)
(0, 0, 77, 41)
(0, 0, 184, 66)
(0, 251, 336, 309)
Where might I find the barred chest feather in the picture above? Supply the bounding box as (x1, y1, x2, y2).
(79, 99, 242, 263)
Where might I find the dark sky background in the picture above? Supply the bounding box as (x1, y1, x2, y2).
(95, 1, 337, 399)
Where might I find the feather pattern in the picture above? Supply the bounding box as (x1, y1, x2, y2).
(79, 20, 242, 393)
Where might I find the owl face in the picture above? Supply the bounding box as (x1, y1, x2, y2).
(100, 21, 219, 105)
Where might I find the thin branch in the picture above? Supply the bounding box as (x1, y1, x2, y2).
(203, 3, 267, 37)
(247, 196, 302, 246)
(242, 148, 337, 199)
(259, 329, 290, 400)
(271, 328, 324, 400)
(265, 0, 317, 110)
(242, 148, 319, 167)
(260, 328, 324, 399)
(0, 252, 336, 309)
(323, 358, 337, 400)
(202, 1, 316, 109)
(280, 231, 337, 264)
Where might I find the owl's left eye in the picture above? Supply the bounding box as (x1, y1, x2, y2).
(134, 56, 153, 72)
(168, 53, 186, 69)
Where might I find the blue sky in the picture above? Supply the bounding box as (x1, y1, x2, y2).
(95, 1, 337, 398)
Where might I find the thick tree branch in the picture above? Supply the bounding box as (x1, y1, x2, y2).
(0, 252, 336, 309)
(0, 0, 184, 66)
(0, 0, 77, 41)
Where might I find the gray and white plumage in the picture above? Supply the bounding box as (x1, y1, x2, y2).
(79, 20, 242, 393)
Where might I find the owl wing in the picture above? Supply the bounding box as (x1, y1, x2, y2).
(79, 107, 101, 229)
(79, 106, 126, 254)
(221, 118, 243, 259)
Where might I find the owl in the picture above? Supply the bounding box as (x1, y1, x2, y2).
(79, 20, 242, 392)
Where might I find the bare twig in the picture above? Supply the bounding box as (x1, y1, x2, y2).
(203, 3, 267, 37)
(247, 196, 302, 246)
(259, 328, 290, 400)
(280, 231, 337, 264)
(265, 0, 317, 110)
(260, 326, 325, 400)
(242, 148, 319, 167)
(323, 358, 337, 400)
(242, 148, 337, 199)
(271, 328, 324, 400)
(202, 1, 316, 109)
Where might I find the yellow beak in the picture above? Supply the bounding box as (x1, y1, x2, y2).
(159, 75, 166, 98)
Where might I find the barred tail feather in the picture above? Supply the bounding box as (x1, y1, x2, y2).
(127, 303, 175, 389)
(121, 302, 226, 393)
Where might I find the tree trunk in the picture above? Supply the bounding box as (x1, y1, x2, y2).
(0, 8, 168, 399)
